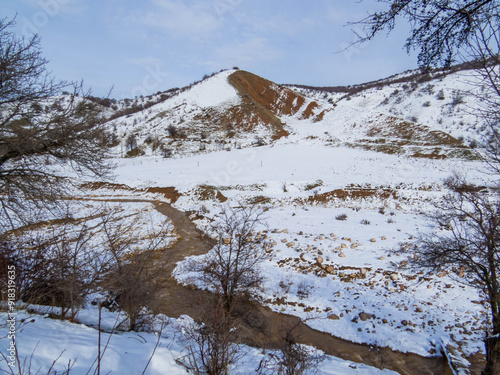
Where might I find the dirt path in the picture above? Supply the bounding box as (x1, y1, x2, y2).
(149, 202, 452, 375)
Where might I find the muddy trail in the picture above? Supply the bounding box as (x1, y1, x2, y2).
(148, 202, 453, 375)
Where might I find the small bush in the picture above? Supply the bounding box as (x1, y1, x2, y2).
(380, 97, 390, 106)
(297, 280, 310, 299)
(387, 218, 395, 224)
(436, 89, 445, 100)
(167, 124, 178, 137)
(335, 214, 348, 221)
(451, 91, 465, 106)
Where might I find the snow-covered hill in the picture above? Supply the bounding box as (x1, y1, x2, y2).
(102, 65, 489, 162)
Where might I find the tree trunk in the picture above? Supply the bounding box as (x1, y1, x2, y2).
(484, 287, 500, 375)
(483, 335, 500, 375)
(129, 314, 136, 331)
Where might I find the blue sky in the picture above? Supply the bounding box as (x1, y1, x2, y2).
(4, 0, 419, 98)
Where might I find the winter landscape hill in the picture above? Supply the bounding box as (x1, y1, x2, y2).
(103, 64, 487, 161)
(2, 64, 496, 375)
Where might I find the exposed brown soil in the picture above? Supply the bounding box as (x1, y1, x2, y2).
(307, 188, 398, 204)
(146, 187, 181, 203)
(151, 202, 453, 375)
(225, 70, 325, 140)
(81, 182, 181, 204)
(80, 181, 137, 191)
(353, 114, 481, 159)
(193, 185, 228, 202)
(366, 115, 464, 147)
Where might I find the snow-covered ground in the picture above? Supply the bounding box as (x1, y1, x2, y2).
(0, 308, 396, 374)
(110, 133, 493, 361)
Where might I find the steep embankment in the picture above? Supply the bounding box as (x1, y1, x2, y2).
(225, 70, 326, 139)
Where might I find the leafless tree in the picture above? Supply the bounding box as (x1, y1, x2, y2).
(125, 134, 138, 152)
(0, 17, 112, 230)
(99, 209, 172, 331)
(352, 1, 500, 170)
(195, 205, 269, 312)
(400, 176, 500, 374)
(464, 24, 500, 174)
(0, 220, 98, 320)
(178, 294, 241, 375)
(167, 124, 178, 138)
(352, 0, 499, 68)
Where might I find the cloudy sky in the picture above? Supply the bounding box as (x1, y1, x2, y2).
(4, 0, 419, 98)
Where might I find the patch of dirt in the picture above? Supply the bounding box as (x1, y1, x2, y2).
(366, 115, 464, 147)
(146, 187, 181, 203)
(247, 195, 272, 205)
(194, 185, 228, 202)
(307, 188, 397, 204)
(353, 114, 478, 159)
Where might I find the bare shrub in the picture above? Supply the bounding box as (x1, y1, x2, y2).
(192, 205, 269, 311)
(1, 222, 98, 320)
(178, 295, 241, 375)
(167, 124, 178, 138)
(335, 214, 347, 221)
(125, 134, 138, 151)
(160, 144, 171, 158)
(258, 321, 324, 375)
(99, 209, 173, 331)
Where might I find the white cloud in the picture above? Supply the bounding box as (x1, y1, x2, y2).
(140, 0, 221, 38)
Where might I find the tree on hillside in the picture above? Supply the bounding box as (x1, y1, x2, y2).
(0, 17, 112, 229)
